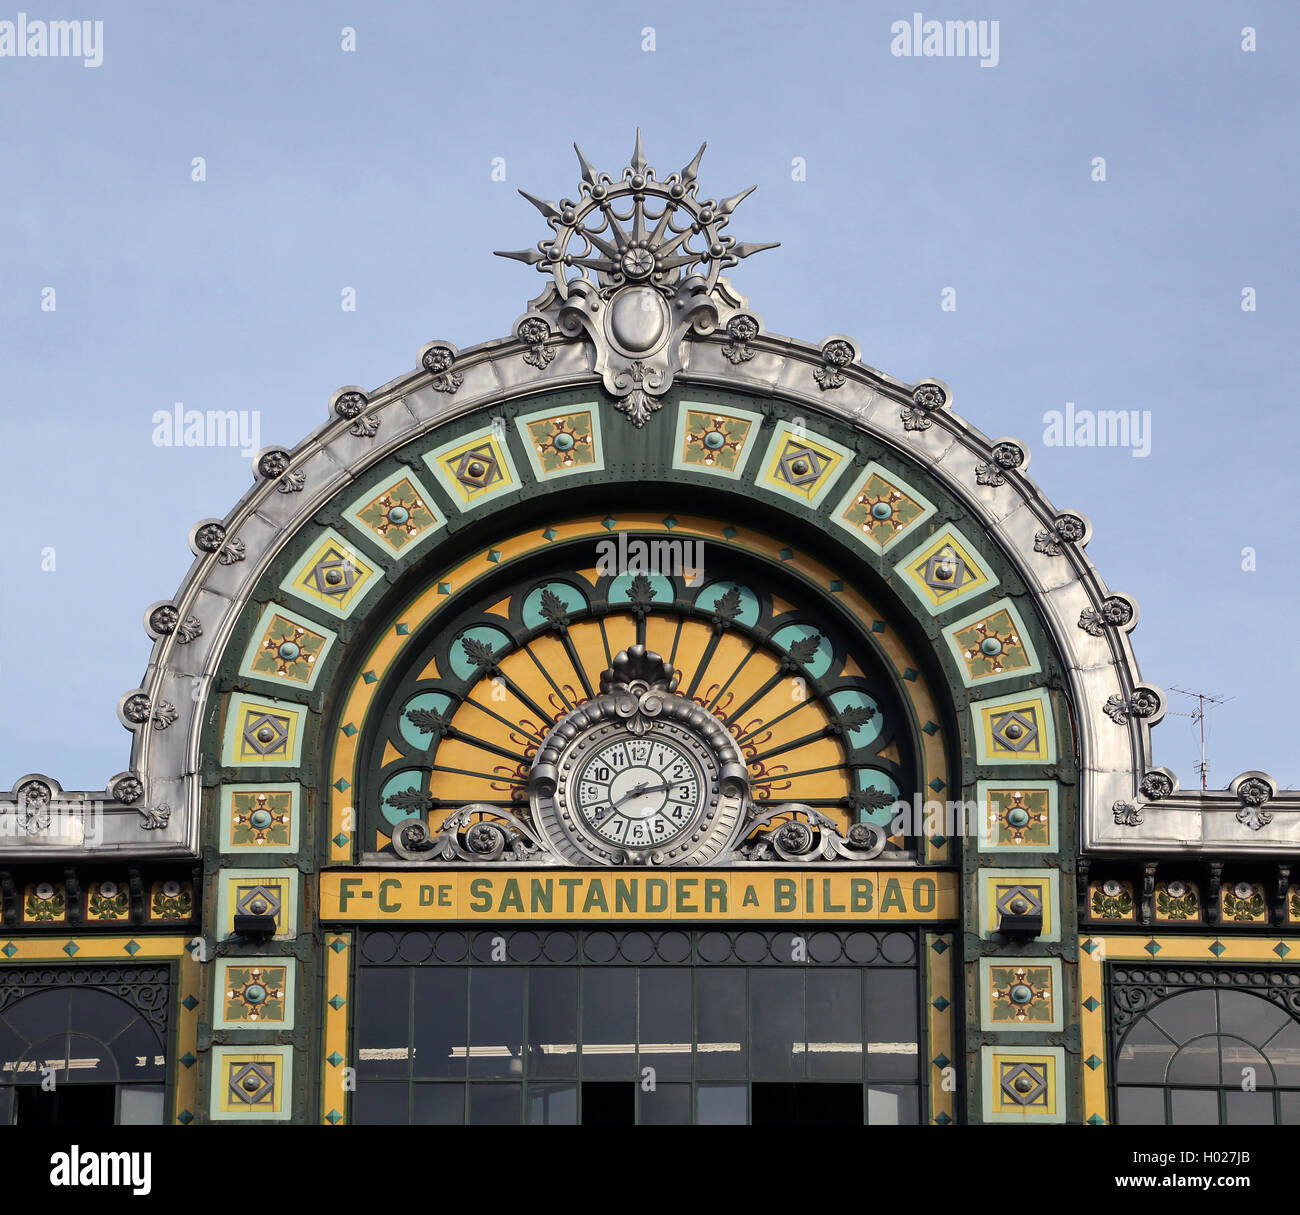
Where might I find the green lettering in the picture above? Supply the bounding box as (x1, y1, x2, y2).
(582, 880, 609, 914)
(559, 877, 581, 913)
(881, 877, 906, 912)
(615, 878, 638, 913)
(646, 878, 668, 913)
(850, 878, 873, 913)
(419, 884, 436, 906)
(530, 877, 553, 914)
(675, 878, 699, 914)
(469, 877, 492, 913)
(500, 878, 524, 913)
(438, 884, 453, 907)
(742, 883, 760, 908)
(822, 877, 845, 913)
(774, 878, 797, 912)
(914, 877, 936, 913)
(378, 878, 402, 914)
(705, 878, 727, 913)
(337, 877, 361, 912)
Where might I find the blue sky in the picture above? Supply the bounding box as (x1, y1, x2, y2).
(1, 0, 1295, 792)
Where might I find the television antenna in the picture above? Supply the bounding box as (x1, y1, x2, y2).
(1167, 687, 1233, 790)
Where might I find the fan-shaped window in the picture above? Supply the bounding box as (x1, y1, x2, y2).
(1112, 970, 1300, 1124)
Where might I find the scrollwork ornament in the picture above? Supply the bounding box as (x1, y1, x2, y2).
(1034, 513, 1087, 556)
(976, 441, 1025, 486)
(813, 339, 854, 390)
(391, 806, 552, 864)
(1113, 800, 1143, 827)
(518, 317, 555, 368)
(902, 383, 946, 431)
(138, 803, 171, 831)
(1235, 777, 1275, 831)
(422, 345, 463, 393)
(722, 314, 759, 364)
(257, 449, 291, 480)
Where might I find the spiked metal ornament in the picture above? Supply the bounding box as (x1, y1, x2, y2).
(497, 132, 777, 427)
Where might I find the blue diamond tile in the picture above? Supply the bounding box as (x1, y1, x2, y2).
(934, 1111, 952, 1125)
(930, 834, 947, 849)
(395, 622, 409, 635)
(334, 778, 350, 792)
(123, 940, 141, 956)
(1085, 1054, 1102, 1070)
(1087, 1114, 1105, 1125)
(1083, 996, 1100, 1012)
(1209, 940, 1226, 957)
(341, 722, 357, 737)
(487, 549, 501, 563)
(932, 1053, 951, 1070)
(1275, 943, 1292, 958)
(329, 938, 347, 953)
(602, 516, 617, 530)
(722, 526, 737, 540)
(871, 620, 886, 633)
(1145, 939, 1162, 956)
(177, 1109, 194, 1125)
(180, 1052, 196, 1068)
(929, 778, 945, 792)
(327, 1051, 344, 1067)
(829, 579, 843, 591)
(326, 1109, 343, 1124)
(922, 720, 938, 735)
(931, 995, 950, 1012)
(1082, 938, 1099, 955)
(62, 942, 79, 957)
(779, 548, 793, 561)
(362, 670, 378, 684)
(931, 938, 949, 955)
(662, 516, 677, 530)
(437, 581, 451, 594)
(332, 832, 350, 848)
(329, 994, 346, 1011)
(903, 668, 918, 681)
(182, 994, 198, 1011)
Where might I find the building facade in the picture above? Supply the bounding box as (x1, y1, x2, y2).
(2, 138, 1295, 1127)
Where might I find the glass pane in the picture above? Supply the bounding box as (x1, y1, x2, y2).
(527, 1083, 577, 1124)
(638, 968, 692, 1079)
(468, 969, 524, 1077)
(353, 1080, 409, 1125)
(413, 1083, 464, 1124)
(1218, 991, 1291, 1047)
(581, 969, 636, 1078)
(356, 969, 411, 1077)
(469, 1082, 520, 1124)
(528, 968, 578, 1078)
(696, 969, 746, 1078)
(1170, 1088, 1219, 1125)
(806, 970, 863, 1080)
(866, 967, 918, 1080)
(412, 968, 467, 1078)
(697, 1083, 746, 1124)
(117, 1085, 164, 1125)
(1167, 1038, 1220, 1086)
(1224, 1089, 1274, 1125)
(1115, 1017, 1178, 1084)
(1263, 1021, 1300, 1086)
(1278, 1091, 1300, 1124)
(751, 970, 804, 1080)
(1149, 989, 1216, 1043)
(1116, 1086, 1166, 1124)
(640, 1082, 692, 1125)
(867, 1084, 918, 1125)
(1219, 1038, 1270, 1088)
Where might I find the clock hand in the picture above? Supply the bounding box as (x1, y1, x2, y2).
(613, 781, 675, 809)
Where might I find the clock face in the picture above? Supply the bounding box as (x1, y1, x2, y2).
(573, 731, 706, 849)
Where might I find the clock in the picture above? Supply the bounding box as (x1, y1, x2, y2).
(530, 646, 751, 865)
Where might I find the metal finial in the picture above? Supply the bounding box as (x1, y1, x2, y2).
(630, 128, 647, 176)
(679, 143, 706, 184)
(573, 142, 599, 186)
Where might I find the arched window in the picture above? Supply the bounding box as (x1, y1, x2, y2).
(0, 967, 170, 1125)
(1112, 969, 1300, 1124)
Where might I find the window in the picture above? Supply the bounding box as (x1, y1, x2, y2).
(1111, 967, 1300, 1124)
(353, 928, 922, 1124)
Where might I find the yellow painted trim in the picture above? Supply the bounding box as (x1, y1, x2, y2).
(926, 932, 956, 1125)
(321, 932, 352, 1125)
(1078, 932, 1300, 1125)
